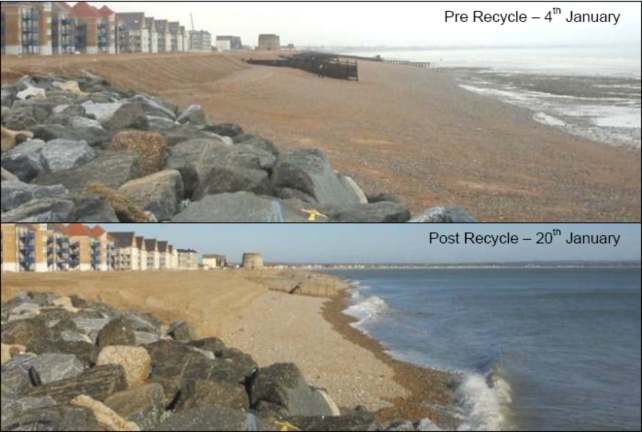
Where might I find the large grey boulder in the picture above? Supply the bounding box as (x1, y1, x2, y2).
(104, 383, 166, 430)
(118, 170, 184, 221)
(249, 363, 336, 418)
(1, 181, 68, 213)
(287, 408, 379, 431)
(410, 207, 476, 223)
(0, 198, 75, 222)
(152, 406, 269, 431)
(104, 102, 149, 131)
(176, 104, 209, 126)
(27, 364, 127, 404)
(39, 139, 97, 172)
(1, 167, 18, 182)
(173, 379, 250, 411)
(233, 134, 279, 156)
(272, 149, 362, 208)
(172, 192, 308, 223)
(29, 353, 85, 384)
(71, 195, 120, 222)
(1, 396, 57, 428)
(194, 165, 270, 199)
(328, 202, 411, 223)
(1, 139, 46, 181)
(166, 138, 232, 198)
(81, 101, 122, 123)
(36, 151, 141, 193)
(1, 405, 101, 431)
(3, 104, 49, 130)
(205, 123, 243, 138)
(97, 317, 137, 348)
(30, 123, 111, 148)
(339, 175, 368, 204)
(129, 94, 177, 119)
(1, 354, 38, 398)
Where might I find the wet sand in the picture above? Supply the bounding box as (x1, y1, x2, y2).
(3, 52, 638, 221)
(0, 269, 456, 426)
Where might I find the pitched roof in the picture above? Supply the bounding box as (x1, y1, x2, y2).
(144, 239, 157, 251)
(70, 2, 101, 19)
(157, 241, 168, 252)
(54, 2, 73, 14)
(62, 224, 93, 237)
(155, 19, 168, 33)
(135, 236, 144, 249)
(116, 12, 145, 30)
(89, 226, 105, 237)
(109, 232, 136, 248)
(98, 5, 114, 17)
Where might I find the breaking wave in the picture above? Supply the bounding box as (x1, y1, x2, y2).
(344, 282, 389, 328)
(456, 369, 514, 431)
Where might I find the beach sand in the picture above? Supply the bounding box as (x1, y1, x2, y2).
(0, 269, 456, 426)
(2, 52, 639, 221)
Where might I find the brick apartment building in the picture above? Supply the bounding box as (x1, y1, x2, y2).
(1, 1, 196, 56)
(1, 224, 192, 273)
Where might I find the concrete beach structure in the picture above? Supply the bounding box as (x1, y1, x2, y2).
(258, 34, 280, 51)
(242, 253, 264, 270)
(216, 35, 242, 51)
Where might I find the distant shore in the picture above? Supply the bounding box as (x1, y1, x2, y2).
(2, 52, 639, 221)
(0, 269, 457, 427)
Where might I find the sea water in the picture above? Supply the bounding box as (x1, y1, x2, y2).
(326, 267, 642, 431)
(343, 46, 642, 148)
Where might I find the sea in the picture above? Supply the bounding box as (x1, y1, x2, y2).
(342, 45, 641, 149)
(326, 266, 642, 431)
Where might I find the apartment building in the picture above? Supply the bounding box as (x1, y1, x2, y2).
(145, 239, 159, 270)
(116, 12, 147, 53)
(202, 254, 228, 270)
(177, 249, 199, 270)
(135, 236, 147, 270)
(96, 5, 116, 54)
(1, 2, 184, 56)
(168, 245, 178, 269)
(144, 17, 157, 53)
(61, 224, 102, 272)
(110, 232, 140, 271)
(1, 1, 53, 55)
(154, 19, 170, 53)
(51, 2, 76, 55)
(188, 30, 211, 52)
(168, 21, 184, 52)
(157, 241, 169, 269)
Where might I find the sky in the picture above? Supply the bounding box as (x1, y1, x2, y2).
(101, 224, 641, 264)
(91, 2, 642, 47)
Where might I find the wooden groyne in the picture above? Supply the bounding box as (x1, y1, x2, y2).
(384, 59, 431, 68)
(246, 52, 358, 81)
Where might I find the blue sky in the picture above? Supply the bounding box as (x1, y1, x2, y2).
(102, 224, 641, 264)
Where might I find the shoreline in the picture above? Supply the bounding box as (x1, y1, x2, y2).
(320, 288, 460, 428)
(1, 269, 460, 428)
(2, 53, 639, 221)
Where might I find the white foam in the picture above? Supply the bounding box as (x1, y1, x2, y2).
(456, 372, 513, 431)
(344, 295, 389, 327)
(533, 112, 566, 127)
